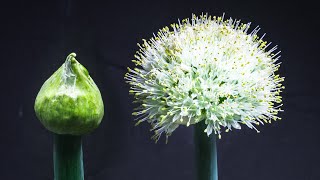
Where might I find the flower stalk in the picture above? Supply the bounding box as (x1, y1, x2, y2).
(53, 134, 84, 180)
(194, 121, 218, 180)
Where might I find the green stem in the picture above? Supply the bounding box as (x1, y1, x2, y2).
(53, 134, 84, 180)
(194, 121, 218, 180)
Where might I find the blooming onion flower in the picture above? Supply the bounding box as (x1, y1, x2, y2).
(125, 14, 284, 142)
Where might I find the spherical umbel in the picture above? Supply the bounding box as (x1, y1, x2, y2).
(125, 14, 284, 141)
(35, 53, 104, 135)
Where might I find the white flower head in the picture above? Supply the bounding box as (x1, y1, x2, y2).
(125, 14, 284, 142)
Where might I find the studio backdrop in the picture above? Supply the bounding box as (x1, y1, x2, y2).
(0, 0, 319, 180)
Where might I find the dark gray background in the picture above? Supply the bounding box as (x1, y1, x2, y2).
(1, 0, 319, 179)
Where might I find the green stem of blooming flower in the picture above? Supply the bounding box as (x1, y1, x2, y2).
(194, 121, 218, 180)
(53, 134, 84, 180)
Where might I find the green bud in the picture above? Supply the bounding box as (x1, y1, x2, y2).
(34, 53, 104, 135)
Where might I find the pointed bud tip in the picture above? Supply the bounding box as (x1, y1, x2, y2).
(69, 52, 77, 58)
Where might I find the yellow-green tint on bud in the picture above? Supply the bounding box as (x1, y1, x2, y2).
(34, 53, 104, 135)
